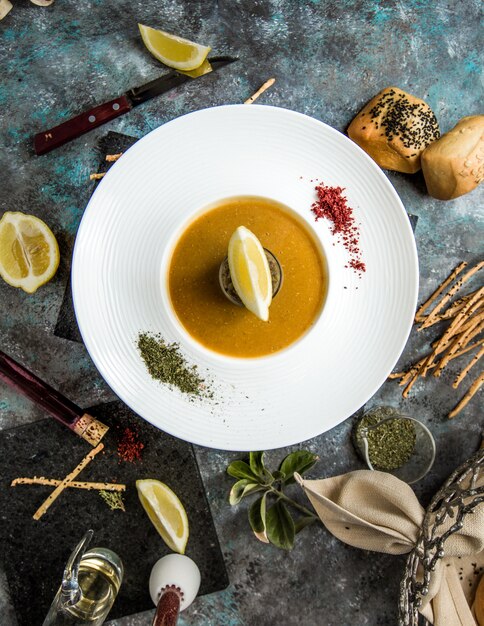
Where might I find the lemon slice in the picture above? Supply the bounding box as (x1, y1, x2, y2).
(228, 226, 272, 322)
(136, 479, 189, 554)
(138, 24, 211, 71)
(0, 211, 60, 294)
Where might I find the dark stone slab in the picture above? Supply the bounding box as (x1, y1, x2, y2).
(0, 400, 228, 626)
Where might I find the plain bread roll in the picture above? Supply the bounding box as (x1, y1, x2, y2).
(421, 115, 484, 200)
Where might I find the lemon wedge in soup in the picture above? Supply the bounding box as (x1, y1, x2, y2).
(228, 226, 272, 322)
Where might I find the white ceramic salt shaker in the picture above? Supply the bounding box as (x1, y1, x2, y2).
(149, 554, 201, 626)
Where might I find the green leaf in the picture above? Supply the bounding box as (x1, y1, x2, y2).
(227, 460, 259, 482)
(249, 452, 265, 477)
(250, 451, 274, 484)
(294, 516, 317, 534)
(279, 450, 319, 485)
(272, 470, 286, 482)
(229, 479, 263, 506)
(248, 493, 267, 533)
(248, 493, 269, 543)
(266, 501, 295, 550)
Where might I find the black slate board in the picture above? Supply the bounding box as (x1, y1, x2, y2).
(0, 400, 228, 625)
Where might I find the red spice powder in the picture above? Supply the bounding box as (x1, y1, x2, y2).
(117, 426, 144, 463)
(311, 182, 366, 275)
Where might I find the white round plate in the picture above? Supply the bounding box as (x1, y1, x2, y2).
(72, 105, 418, 451)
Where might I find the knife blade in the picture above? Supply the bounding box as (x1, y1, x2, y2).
(33, 56, 237, 156)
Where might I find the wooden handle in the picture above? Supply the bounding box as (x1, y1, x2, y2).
(33, 95, 132, 155)
(0, 350, 108, 445)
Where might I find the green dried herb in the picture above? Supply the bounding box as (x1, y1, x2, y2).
(137, 332, 211, 398)
(99, 490, 125, 512)
(355, 407, 416, 470)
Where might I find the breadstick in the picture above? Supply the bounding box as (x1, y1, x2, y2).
(448, 372, 484, 419)
(456, 310, 484, 335)
(89, 172, 105, 181)
(452, 339, 484, 360)
(426, 287, 484, 359)
(415, 262, 467, 323)
(419, 261, 484, 330)
(393, 340, 483, 385)
(105, 153, 123, 162)
(421, 297, 469, 327)
(398, 357, 427, 386)
(402, 357, 429, 397)
(33, 443, 104, 521)
(453, 345, 484, 389)
(434, 319, 484, 377)
(12, 477, 125, 492)
(244, 78, 275, 104)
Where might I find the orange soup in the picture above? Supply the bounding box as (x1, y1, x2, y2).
(168, 197, 327, 358)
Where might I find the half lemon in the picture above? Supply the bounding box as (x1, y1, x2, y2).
(0, 211, 60, 294)
(138, 24, 211, 71)
(228, 226, 272, 322)
(136, 479, 189, 554)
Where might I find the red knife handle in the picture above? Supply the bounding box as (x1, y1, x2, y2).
(33, 95, 132, 155)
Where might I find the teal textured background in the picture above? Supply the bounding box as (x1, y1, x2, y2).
(0, 1, 482, 624)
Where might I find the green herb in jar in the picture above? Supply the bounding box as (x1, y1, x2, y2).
(137, 332, 212, 398)
(354, 407, 416, 471)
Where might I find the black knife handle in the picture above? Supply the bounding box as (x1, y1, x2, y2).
(34, 95, 132, 155)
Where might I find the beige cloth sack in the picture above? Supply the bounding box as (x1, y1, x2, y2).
(296, 470, 484, 626)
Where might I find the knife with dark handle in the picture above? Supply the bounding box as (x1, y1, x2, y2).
(33, 56, 237, 156)
(0, 350, 109, 446)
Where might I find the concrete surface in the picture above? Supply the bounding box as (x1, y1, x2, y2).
(0, 1, 482, 624)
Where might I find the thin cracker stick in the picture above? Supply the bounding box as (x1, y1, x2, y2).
(393, 341, 484, 387)
(419, 261, 484, 331)
(105, 153, 123, 162)
(448, 372, 484, 419)
(422, 290, 484, 376)
(456, 309, 484, 335)
(434, 319, 484, 377)
(420, 293, 477, 328)
(452, 339, 484, 360)
(402, 357, 429, 397)
(244, 78, 275, 104)
(398, 356, 428, 386)
(453, 345, 484, 389)
(426, 287, 483, 355)
(415, 262, 467, 323)
(89, 172, 105, 181)
(12, 476, 125, 492)
(33, 443, 104, 521)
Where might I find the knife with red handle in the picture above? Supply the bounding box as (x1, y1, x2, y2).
(33, 56, 237, 156)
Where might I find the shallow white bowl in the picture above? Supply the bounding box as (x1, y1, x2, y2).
(72, 104, 418, 451)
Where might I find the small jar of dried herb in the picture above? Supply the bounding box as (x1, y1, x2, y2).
(353, 406, 436, 484)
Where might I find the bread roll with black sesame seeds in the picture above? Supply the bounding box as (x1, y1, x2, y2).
(421, 115, 484, 200)
(347, 87, 440, 174)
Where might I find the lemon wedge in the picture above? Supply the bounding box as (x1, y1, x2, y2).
(0, 211, 60, 294)
(138, 24, 211, 71)
(136, 479, 189, 554)
(228, 226, 272, 322)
